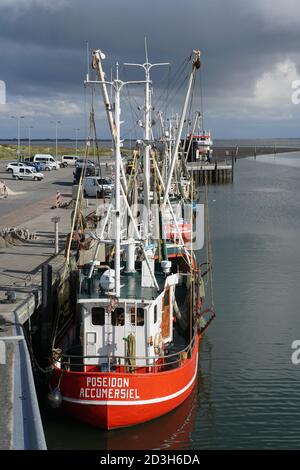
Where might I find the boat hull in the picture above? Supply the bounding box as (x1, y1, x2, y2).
(51, 332, 201, 430)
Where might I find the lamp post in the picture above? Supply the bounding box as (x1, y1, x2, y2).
(73, 128, 80, 156)
(26, 125, 34, 158)
(50, 120, 61, 159)
(11, 115, 24, 161)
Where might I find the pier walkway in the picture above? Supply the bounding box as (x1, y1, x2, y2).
(187, 162, 233, 185)
(0, 188, 89, 449)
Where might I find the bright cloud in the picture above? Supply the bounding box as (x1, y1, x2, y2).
(0, 95, 82, 119)
(253, 59, 299, 108)
(205, 58, 300, 122)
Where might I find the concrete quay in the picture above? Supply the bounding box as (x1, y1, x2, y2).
(0, 204, 73, 449)
(0, 165, 87, 449)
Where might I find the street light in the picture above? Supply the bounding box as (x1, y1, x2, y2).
(50, 120, 61, 159)
(73, 128, 80, 156)
(11, 115, 24, 161)
(26, 125, 34, 158)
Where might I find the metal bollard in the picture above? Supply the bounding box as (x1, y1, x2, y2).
(51, 216, 60, 255)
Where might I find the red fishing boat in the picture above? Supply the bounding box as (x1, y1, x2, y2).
(52, 329, 202, 429)
(49, 47, 215, 430)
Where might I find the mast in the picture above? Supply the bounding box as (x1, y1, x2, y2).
(91, 50, 128, 193)
(124, 42, 169, 242)
(144, 60, 151, 241)
(92, 50, 115, 138)
(86, 50, 147, 298)
(163, 50, 201, 205)
(114, 65, 122, 297)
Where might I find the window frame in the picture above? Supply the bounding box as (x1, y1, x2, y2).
(111, 307, 125, 326)
(91, 306, 105, 326)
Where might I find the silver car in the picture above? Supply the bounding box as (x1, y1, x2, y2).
(6, 162, 27, 173)
(12, 167, 44, 181)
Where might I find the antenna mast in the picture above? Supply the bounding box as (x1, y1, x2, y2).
(124, 42, 170, 242)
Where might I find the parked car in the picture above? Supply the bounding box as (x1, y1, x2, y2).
(24, 162, 42, 171)
(32, 154, 60, 170)
(35, 162, 52, 171)
(6, 162, 27, 173)
(61, 155, 78, 166)
(12, 167, 44, 181)
(24, 160, 52, 172)
(75, 158, 96, 168)
(83, 176, 114, 197)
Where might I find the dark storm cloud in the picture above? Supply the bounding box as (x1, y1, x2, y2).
(1, 0, 300, 137)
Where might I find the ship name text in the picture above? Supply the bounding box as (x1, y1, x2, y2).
(79, 376, 140, 399)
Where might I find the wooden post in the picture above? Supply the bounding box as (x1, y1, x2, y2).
(231, 151, 234, 183)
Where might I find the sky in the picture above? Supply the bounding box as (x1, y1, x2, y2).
(1, 0, 300, 140)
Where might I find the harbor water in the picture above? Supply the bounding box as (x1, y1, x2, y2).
(41, 151, 300, 449)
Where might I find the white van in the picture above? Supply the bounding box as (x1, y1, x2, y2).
(61, 155, 78, 166)
(33, 154, 60, 170)
(83, 176, 114, 197)
(13, 167, 44, 181)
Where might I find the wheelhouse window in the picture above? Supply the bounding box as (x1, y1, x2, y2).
(92, 307, 105, 326)
(130, 307, 144, 326)
(112, 307, 125, 326)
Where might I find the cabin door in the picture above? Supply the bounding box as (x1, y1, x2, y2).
(162, 288, 171, 340)
(86, 332, 97, 356)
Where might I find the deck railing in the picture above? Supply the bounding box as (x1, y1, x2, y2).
(53, 328, 198, 374)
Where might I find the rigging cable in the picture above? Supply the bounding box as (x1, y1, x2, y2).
(51, 104, 94, 349)
(152, 54, 190, 112)
(204, 171, 214, 309)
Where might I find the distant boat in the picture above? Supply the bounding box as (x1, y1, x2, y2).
(185, 131, 213, 163)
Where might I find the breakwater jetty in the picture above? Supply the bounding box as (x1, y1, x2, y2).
(188, 146, 300, 186)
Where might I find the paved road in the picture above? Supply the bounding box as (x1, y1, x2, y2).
(0, 157, 114, 226)
(0, 163, 74, 224)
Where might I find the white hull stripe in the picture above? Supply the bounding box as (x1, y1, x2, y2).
(63, 354, 198, 407)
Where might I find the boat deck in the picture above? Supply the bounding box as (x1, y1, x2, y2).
(79, 268, 168, 302)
